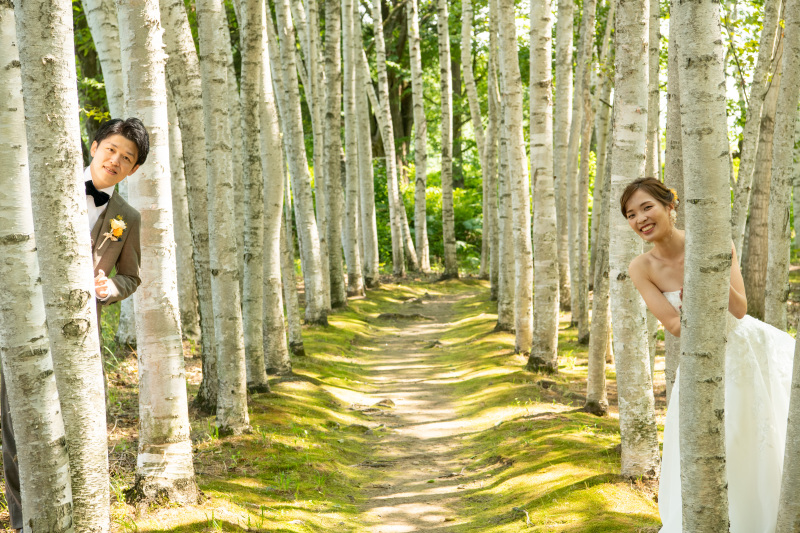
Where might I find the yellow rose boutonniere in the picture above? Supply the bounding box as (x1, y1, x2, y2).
(99, 215, 127, 249)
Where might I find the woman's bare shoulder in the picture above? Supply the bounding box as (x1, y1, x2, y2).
(628, 251, 654, 276)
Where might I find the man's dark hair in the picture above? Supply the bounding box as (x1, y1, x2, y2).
(93, 117, 150, 167)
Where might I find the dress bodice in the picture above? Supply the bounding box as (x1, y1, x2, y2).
(661, 290, 741, 333)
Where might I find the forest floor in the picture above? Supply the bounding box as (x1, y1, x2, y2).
(19, 273, 798, 531)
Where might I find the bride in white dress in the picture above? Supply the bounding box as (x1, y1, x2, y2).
(620, 178, 795, 532)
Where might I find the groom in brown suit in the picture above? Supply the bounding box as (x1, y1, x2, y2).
(1, 118, 149, 530)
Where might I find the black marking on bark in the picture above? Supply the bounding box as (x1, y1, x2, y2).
(66, 289, 90, 311)
(714, 409, 724, 421)
(61, 319, 89, 338)
(0, 233, 29, 245)
(616, 272, 628, 281)
(211, 269, 219, 276)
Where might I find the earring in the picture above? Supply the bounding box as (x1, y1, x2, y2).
(670, 209, 677, 225)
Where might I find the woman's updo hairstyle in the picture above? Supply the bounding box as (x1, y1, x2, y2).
(619, 177, 679, 218)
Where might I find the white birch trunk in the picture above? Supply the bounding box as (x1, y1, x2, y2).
(437, 0, 458, 278)
(342, 0, 364, 297)
(764, 9, 800, 330)
(777, 337, 800, 530)
(407, 0, 430, 273)
(321, 0, 347, 307)
(356, 20, 380, 287)
(607, 0, 660, 480)
(574, 0, 597, 343)
(0, 10, 73, 526)
(663, 9, 684, 404)
(554, 0, 574, 311)
(227, 58, 247, 292)
(117, 0, 199, 503)
(461, 0, 488, 279)
(528, 0, 560, 370)
(167, 95, 201, 341)
(273, 0, 327, 324)
(645, 0, 660, 179)
(196, 0, 250, 434)
(487, 26, 501, 299)
(794, 107, 800, 251)
(160, 0, 218, 411)
(585, 117, 614, 415)
(260, 2, 291, 376)
(14, 0, 110, 525)
(730, 0, 782, 257)
(282, 171, 306, 357)
(372, 0, 408, 274)
(675, 0, 731, 526)
(497, 0, 533, 352)
(239, 0, 270, 390)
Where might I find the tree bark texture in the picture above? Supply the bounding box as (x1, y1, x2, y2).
(675, 0, 732, 527)
(322, 0, 347, 307)
(407, 0, 430, 273)
(355, 19, 380, 288)
(777, 331, 800, 530)
(497, 0, 533, 352)
(81, 0, 125, 116)
(554, 0, 574, 311)
(608, 0, 660, 480)
(259, 1, 291, 376)
(273, 0, 327, 324)
(730, 0, 783, 257)
(166, 97, 201, 341)
(663, 7, 684, 405)
(160, 0, 218, 411)
(282, 173, 306, 357)
(742, 59, 781, 321)
(117, 0, 199, 504)
(342, 0, 364, 297)
(14, 0, 111, 526)
(764, 4, 800, 330)
(437, 0, 458, 278)
(487, 25, 501, 299)
(0, 10, 73, 526)
(239, 0, 270, 390)
(527, 0, 560, 371)
(495, 86, 515, 332)
(196, 0, 251, 434)
(645, 0, 660, 179)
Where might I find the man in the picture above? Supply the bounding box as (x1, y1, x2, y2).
(1, 118, 148, 530)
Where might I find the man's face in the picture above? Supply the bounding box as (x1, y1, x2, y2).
(89, 134, 140, 189)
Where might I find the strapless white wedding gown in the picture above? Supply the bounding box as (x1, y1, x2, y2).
(658, 291, 795, 532)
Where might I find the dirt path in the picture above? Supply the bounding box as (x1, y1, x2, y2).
(356, 290, 487, 532)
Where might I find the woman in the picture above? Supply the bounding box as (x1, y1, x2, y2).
(620, 178, 795, 532)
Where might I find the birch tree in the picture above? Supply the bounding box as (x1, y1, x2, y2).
(273, 0, 327, 323)
(282, 173, 306, 357)
(166, 99, 201, 341)
(437, 0, 459, 278)
(554, 0, 574, 310)
(342, 0, 364, 296)
(160, 0, 218, 411)
(356, 19, 380, 287)
(645, 0, 660, 179)
(407, 0, 430, 273)
(260, 1, 291, 376)
(117, 0, 199, 502)
(487, 27, 501, 298)
(778, 339, 800, 531)
(238, 0, 271, 390)
(572, 0, 597, 343)
(730, 0, 783, 256)
(675, 0, 732, 526)
(497, 0, 533, 352)
(196, 0, 250, 434)
(14, 0, 110, 525)
(0, 8, 73, 526)
(607, 0, 660, 479)
(322, 0, 347, 307)
(764, 14, 800, 330)
(663, 8, 683, 403)
(527, 0, 560, 371)
(585, 120, 614, 415)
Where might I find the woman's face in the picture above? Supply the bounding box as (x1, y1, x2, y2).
(625, 189, 672, 242)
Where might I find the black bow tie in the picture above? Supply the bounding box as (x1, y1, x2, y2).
(85, 179, 110, 207)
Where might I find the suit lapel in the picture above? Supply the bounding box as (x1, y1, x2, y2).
(93, 195, 119, 269)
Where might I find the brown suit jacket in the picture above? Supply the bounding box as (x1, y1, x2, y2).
(90, 192, 141, 305)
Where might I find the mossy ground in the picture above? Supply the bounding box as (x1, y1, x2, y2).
(2, 279, 667, 531)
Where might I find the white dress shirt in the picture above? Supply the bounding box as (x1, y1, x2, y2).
(84, 166, 115, 231)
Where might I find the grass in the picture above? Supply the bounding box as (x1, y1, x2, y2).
(0, 278, 662, 532)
